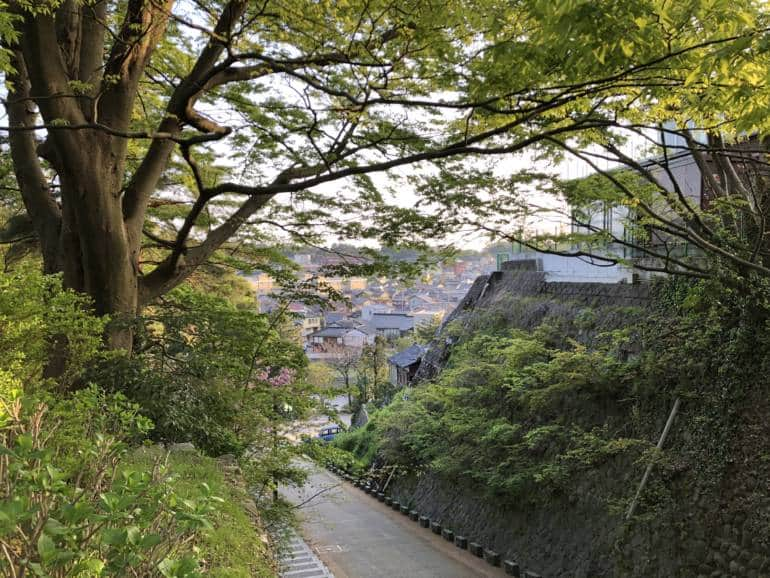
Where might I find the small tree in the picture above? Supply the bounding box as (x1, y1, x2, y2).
(357, 337, 390, 405)
(330, 349, 362, 408)
(415, 314, 443, 344)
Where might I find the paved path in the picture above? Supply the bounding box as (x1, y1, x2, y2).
(281, 463, 508, 578)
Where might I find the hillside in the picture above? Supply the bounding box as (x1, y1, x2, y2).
(335, 263, 770, 577)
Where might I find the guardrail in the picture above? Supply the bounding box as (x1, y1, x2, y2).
(323, 462, 544, 577)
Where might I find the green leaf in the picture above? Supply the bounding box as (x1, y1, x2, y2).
(71, 559, 106, 576)
(619, 40, 634, 58)
(100, 527, 127, 546)
(140, 533, 162, 549)
(43, 518, 68, 536)
(37, 533, 57, 564)
(126, 525, 141, 546)
(16, 434, 33, 451)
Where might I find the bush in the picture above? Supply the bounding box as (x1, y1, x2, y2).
(126, 448, 277, 578)
(87, 356, 244, 457)
(0, 267, 280, 577)
(88, 286, 311, 457)
(339, 327, 646, 504)
(0, 266, 105, 393)
(0, 387, 221, 577)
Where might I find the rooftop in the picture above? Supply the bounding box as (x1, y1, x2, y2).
(370, 312, 415, 331)
(308, 326, 348, 338)
(388, 344, 427, 368)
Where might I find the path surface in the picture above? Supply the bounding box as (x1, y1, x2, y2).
(281, 463, 507, 578)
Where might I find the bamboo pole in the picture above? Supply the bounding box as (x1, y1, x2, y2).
(626, 397, 681, 521)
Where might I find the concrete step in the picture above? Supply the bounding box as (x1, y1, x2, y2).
(279, 529, 334, 578)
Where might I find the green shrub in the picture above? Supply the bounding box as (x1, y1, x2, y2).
(0, 387, 219, 577)
(88, 286, 311, 457)
(340, 327, 646, 504)
(126, 448, 276, 578)
(0, 266, 105, 393)
(0, 267, 281, 577)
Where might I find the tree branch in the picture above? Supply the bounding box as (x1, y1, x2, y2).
(123, 1, 249, 253)
(98, 0, 174, 131)
(5, 50, 62, 273)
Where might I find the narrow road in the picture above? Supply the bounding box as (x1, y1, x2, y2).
(281, 463, 508, 578)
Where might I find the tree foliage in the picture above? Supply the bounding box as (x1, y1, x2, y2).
(3, 0, 769, 353)
(0, 265, 105, 393)
(344, 326, 646, 503)
(0, 269, 224, 577)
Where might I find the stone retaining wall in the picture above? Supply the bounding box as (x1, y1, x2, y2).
(395, 267, 770, 577)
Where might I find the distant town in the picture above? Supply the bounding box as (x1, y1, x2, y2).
(243, 248, 499, 360)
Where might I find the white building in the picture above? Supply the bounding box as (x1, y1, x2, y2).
(503, 125, 707, 283)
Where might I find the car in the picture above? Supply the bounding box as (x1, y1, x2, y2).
(317, 425, 343, 442)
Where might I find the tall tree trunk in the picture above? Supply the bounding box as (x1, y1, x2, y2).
(5, 0, 255, 368)
(57, 134, 139, 352)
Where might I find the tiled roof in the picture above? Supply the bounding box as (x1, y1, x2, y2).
(308, 326, 347, 338)
(370, 312, 414, 331)
(388, 344, 426, 368)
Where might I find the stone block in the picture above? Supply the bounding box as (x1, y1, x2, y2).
(409, 510, 419, 521)
(748, 554, 764, 569)
(523, 571, 542, 578)
(377, 492, 385, 502)
(391, 500, 401, 511)
(469, 542, 484, 557)
(484, 549, 501, 567)
(400, 505, 410, 515)
(454, 535, 468, 549)
(431, 521, 442, 535)
(442, 528, 454, 542)
(419, 515, 430, 528)
(384, 497, 392, 506)
(503, 560, 521, 577)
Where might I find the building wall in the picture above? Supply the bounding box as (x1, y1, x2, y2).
(504, 253, 633, 283)
(648, 153, 702, 204)
(301, 316, 322, 337)
(342, 331, 374, 348)
(349, 277, 367, 291)
(247, 272, 276, 295)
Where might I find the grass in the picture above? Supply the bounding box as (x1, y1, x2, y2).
(126, 446, 277, 578)
(332, 421, 380, 471)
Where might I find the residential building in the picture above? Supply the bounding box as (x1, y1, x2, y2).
(369, 312, 415, 339)
(308, 326, 348, 348)
(247, 272, 276, 295)
(305, 323, 375, 360)
(388, 344, 426, 387)
(361, 303, 388, 320)
(502, 125, 713, 283)
(348, 277, 368, 291)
